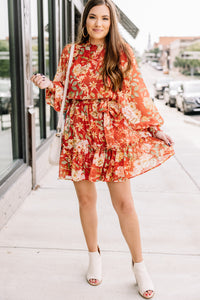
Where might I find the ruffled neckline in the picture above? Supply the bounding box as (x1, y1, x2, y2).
(84, 41, 106, 51)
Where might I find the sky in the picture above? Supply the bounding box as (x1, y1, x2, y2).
(114, 0, 200, 54)
(0, 0, 199, 55)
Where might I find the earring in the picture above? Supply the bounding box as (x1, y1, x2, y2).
(82, 27, 88, 38)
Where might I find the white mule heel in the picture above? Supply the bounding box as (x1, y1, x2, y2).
(86, 245, 102, 286)
(132, 260, 155, 299)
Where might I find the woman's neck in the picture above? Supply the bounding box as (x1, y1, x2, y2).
(89, 38, 105, 46)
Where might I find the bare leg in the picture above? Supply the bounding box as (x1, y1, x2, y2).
(107, 179, 153, 298)
(107, 179, 143, 263)
(73, 180, 98, 252)
(73, 180, 100, 285)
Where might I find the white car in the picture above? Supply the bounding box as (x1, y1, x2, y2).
(176, 80, 200, 114)
(0, 79, 11, 114)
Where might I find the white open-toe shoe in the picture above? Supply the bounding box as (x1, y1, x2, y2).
(86, 245, 102, 286)
(132, 260, 155, 299)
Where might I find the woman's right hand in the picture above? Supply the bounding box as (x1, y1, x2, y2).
(30, 73, 53, 90)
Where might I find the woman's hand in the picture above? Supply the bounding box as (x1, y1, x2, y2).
(154, 131, 174, 146)
(30, 73, 53, 90)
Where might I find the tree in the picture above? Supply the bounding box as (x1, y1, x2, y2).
(149, 47, 160, 58)
(185, 42, 200, 52)
(0, 40, 9, 51)
(0, 40, 10, 78)
(174, 56, 200, 76)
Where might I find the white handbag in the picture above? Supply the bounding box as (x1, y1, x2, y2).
(48, 44, 75, 165)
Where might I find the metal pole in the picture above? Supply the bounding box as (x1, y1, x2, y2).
(27, 105, 37, 189)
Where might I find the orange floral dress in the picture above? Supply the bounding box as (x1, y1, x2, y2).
(46, 42, 175, 182)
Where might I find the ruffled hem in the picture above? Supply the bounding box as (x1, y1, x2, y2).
(58, 137, 175, 182)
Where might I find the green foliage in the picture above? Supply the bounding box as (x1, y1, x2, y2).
(174, 56, 200, 76)
(149, 47, 160, 57)
(0, 39, 9, 51)
(0, 60, 10, 77)
(185, 42, 200, 52)
(32, 44, 38, 52)
(0, 40, 10, 77)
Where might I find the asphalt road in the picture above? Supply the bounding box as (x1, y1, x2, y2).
(140, 63, 200, 123)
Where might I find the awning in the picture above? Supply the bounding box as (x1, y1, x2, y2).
(115, 4, 139, 39)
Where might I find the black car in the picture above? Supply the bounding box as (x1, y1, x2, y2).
(164, 80, 182, 107)
(154, 77, 173, 99)
(176, 80, 200, 114)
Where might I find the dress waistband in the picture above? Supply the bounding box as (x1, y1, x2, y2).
(68, 98, 123, 149)
(69, 98, 120, 117)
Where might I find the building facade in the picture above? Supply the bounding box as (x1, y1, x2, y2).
(156, 36, 200, 70)
(0, 0, 138, 229)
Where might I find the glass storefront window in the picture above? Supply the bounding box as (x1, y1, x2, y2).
(0, 0, 13, 179)
(31, 0, 54, 147)
(31, 0, 41, 147)
(43, 0, 52, 138)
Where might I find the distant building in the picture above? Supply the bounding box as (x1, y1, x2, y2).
(147, 33, 152, 51)
(156, 36, 200, 70)
(181, 51, 200, 60)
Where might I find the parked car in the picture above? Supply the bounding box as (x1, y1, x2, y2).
(151, 61, 157, 68)
(164, 80, 182, 107)
(176, 80, 200, 114)
(32, 84, 40, 107)
(155, 64, 163, 71)
(0, 79, 11, 115)
(153, 77, 173, 99)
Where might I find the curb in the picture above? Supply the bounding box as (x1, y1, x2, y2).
(184, 117, 200, 127)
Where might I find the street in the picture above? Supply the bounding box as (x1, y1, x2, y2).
(141, 63, 200, 189)
(141, 63, 200, 123)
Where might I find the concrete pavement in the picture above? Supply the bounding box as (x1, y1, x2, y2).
(0, 101, 200, 300)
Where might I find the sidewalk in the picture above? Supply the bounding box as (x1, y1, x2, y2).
(0, 102, 200, 300)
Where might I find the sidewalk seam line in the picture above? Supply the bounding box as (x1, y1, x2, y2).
(0, 246, 199, 257)
(174, 155, 200, 191)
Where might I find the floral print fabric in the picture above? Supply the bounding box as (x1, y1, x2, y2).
(46, 42, 174, 182)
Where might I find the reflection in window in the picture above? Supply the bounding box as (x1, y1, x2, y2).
(31, 0, 41, 147)
(43, 0, 52, 138)
(0, 0, 13, 179)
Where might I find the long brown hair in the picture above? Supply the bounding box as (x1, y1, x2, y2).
(76, 0, 132, 92)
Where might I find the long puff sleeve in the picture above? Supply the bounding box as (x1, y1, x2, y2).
(117, 44, 163, 135)
(46, 44, 72, 112)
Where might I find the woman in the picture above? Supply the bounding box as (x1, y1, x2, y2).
(31, 0, 174, 298)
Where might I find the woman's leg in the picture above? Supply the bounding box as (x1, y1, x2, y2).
(73, 180, 101, 285)
(106, 179, 143, 263)
(107, 179, 154, 298)
(73, 180, 98, 252)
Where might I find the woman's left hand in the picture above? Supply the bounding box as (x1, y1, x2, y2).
(154, 131, 174, 146)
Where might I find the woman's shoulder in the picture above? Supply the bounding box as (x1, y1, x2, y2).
(61, 42, 88, 56)
(61, 43, 74, 54)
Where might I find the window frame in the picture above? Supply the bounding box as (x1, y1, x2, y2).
(0, 0, 26, 186)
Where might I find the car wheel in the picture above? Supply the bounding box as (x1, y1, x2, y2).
(176, 103, 180, 111)
(169, 100, 175, 107)
(183, 102, 189, 115)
